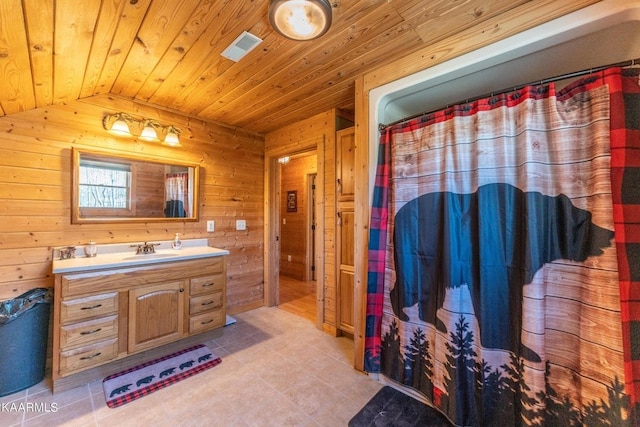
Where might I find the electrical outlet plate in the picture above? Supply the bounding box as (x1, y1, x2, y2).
(236, 219, 246, 231)
(207, 220, 215, 232)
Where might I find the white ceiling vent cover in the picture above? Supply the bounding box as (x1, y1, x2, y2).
(221, 31, 263, 62)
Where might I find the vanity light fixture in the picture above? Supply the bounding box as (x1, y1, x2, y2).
(102, 113, 182, 147)
(268, 0, 332, 41)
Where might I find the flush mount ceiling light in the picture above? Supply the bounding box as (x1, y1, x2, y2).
(269, 0, 332, 41)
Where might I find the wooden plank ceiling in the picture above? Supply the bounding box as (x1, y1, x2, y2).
(0, 0, 591, 135)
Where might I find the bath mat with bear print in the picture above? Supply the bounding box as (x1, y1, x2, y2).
(103, 344, 221, 408)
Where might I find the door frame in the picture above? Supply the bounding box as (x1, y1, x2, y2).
(305, 173, 317, 282)
(264, 142, 325, 329)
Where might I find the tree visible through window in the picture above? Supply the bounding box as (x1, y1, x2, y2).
(79, 159, 131, 209)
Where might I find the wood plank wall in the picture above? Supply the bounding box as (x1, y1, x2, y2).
(279, 154, 317, 280)
(0, 94, 265, 315)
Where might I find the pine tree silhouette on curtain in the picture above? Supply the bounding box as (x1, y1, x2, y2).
(380, 320, 404, 382)
(403, 328, 433, 398)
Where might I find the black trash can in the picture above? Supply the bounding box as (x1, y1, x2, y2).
(0, 288, 52, 397)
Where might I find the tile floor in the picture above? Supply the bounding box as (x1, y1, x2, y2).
(0, 307, 382, 427)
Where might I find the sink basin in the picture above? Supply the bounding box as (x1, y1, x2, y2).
(121, 253, 178, 261)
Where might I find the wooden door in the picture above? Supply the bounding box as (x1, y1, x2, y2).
(337, 210, 355, 333)
(128, 281, 185, 353)
(336, 126, 355, 334)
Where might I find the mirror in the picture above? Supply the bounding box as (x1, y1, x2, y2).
(72, 148, 200, 223)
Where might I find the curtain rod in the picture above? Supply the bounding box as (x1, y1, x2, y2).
(379, 57, 640, 131)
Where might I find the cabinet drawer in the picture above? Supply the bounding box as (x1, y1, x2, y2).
(59, 338, 118, 376)
(190, 275, 224, 296)
(61, 293, 118, 323)
(189, 292, 222, 315)
(189, 310, 224, 334)
(60, 315, 118, 349)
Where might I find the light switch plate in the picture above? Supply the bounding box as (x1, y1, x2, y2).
(207, 220, 215, 232)
(236, 219, 246, 231)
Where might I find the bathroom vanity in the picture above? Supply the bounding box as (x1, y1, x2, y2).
(51, 239, 228, 392)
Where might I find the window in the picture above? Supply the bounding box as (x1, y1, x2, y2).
(78, 158, 133, 215)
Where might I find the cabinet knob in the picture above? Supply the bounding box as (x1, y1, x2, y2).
(179, 288, 185, 293)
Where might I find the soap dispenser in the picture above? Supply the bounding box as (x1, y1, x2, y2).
(171, 233, 182, 250)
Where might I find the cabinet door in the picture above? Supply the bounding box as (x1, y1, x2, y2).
(128, 281, 185, 353)
(337, 209, 355, 333)
(336, 127, 355, 202)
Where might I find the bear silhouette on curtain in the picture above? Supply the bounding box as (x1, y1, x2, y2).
(391, 182, 614, 361)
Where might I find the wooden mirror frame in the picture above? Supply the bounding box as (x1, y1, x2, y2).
(71, 148, 200, 224)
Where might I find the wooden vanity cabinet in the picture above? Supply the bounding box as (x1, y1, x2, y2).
(52, 256, 226, 388)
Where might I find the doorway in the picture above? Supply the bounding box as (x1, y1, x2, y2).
(276, 152, 318, 323)
(264, 137, 325, 330)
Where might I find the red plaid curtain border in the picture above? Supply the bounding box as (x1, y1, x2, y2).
(364, 126, 391, 372)
(609, 67, 640, 424)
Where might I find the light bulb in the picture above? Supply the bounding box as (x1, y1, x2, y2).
(108, 115, 131, 136)
(163, 127, 181, 146)
(140, 122, 159, 141)
(269, 0, 332, 41)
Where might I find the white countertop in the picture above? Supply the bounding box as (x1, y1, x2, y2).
(52, 239, 229, 274)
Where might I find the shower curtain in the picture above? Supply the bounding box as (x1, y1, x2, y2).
(365, 67, 640, 426)
(164, 173, 189, 218)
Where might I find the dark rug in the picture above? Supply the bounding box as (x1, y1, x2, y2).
(349, 386, 452, 426)
(103, 344, 221, 408)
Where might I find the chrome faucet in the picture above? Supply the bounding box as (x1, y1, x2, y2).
(131, 242, 159, 255)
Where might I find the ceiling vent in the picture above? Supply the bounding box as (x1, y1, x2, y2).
(221, 31, 263, 62)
